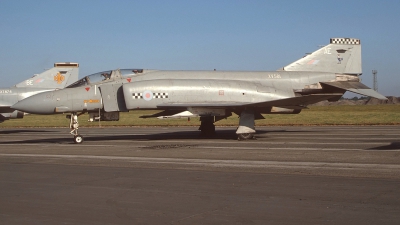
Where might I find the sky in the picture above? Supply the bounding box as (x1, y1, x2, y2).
(1, 0, 399, 96)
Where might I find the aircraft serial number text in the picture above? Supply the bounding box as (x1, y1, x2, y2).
(267, 74, 281, 79)
(0, 90, 12, 94)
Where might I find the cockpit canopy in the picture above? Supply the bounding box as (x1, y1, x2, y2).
(67, 69, 143, 88)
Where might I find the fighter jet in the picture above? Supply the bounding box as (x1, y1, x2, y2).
(0, 62, 79, 123)
(12, 38, 386, 143)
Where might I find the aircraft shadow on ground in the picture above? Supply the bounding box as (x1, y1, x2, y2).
(0, 129, 273, 144)
(0, 127, 315, 144)
(0, 129, 54, 135)
(367, 142, 400, 150)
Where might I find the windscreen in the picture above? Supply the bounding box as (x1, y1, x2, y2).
(120, 69, 143, 77)
(66, 70, 112, 88)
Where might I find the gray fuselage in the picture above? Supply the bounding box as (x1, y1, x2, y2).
(11, 70, 341, 115)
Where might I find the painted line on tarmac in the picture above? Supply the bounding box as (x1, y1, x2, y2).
(265, 134, 400, 136)
(199, 146, 400, 151)
(3, 133, 398, 141)
(266, 137, 398, 141)
(135, 139, 390, 146)
(5, 132, 398, 136)
(0, 144, 114, 147)
(71, 139, 394, 148)
(0, 141, 396, 150)
(1, 153, 399, 171)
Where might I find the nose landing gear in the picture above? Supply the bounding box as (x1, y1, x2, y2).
(68, 113, 84, 144)
(73, 134, 84, 144)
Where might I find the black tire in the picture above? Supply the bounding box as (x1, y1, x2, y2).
(200, 121, 215, 137)
(74, 135, 84, 144)
(237, 133, 254, 140)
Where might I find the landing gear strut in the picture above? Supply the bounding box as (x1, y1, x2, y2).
(69, 113, 83, 144)
(236, 109, 256, 141)
(199, 117, 215, 137)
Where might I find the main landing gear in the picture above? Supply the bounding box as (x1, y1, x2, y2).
(68, 113, 84, 144)
(199, 117, 215, 137)
(199, 111, 257, 140)
(236, 109, 256, 141)
(199, 121, 215, 136)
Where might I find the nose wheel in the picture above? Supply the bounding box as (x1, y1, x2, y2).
(69, 113, 84, 144)
(74, 135, 84, 144)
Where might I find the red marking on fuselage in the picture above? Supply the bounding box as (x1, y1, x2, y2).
(127, 78, 131, 82)
(85, 87, 90, 91)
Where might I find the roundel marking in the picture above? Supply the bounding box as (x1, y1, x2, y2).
(143, 90, 153, 101)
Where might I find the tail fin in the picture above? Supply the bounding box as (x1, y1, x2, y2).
(15, 62, 79, 88)
(279, 38, 362, 75)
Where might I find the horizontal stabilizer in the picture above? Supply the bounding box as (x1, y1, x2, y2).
(321, 82, 387, 100)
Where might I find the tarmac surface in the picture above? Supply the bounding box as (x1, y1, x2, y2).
(0, 126, 399, 224)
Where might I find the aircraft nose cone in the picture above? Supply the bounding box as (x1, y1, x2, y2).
(12, 92, 57, 114)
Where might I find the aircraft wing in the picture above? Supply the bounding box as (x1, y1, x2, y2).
(157, 102, 250, 109)
(156, 94, 342, 110)
(244, 93, 343, 108)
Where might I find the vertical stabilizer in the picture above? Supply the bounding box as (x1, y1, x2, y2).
(279, 38, 362, 75)
(15, 62, 79, 88)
